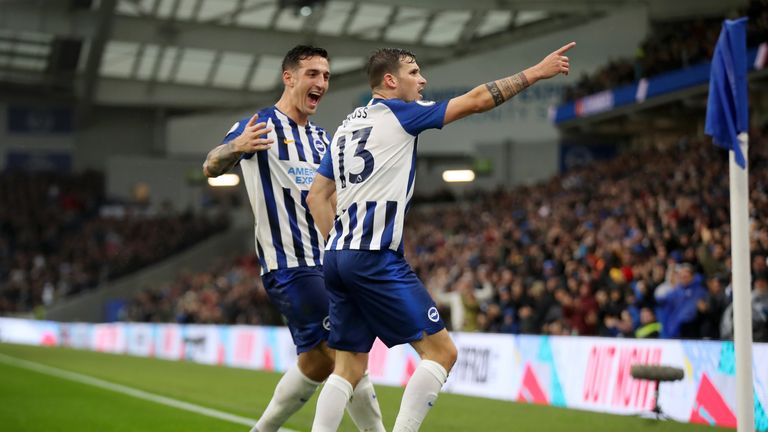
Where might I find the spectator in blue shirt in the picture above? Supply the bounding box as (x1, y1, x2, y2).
(655, 263, 707, 338)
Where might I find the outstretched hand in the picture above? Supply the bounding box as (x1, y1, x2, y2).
(232, 113, 274, 153)
(534, 42, 575, 79)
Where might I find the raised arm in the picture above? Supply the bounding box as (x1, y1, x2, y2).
(443, 42, 575, 125)
(307, 175, 337, 239)
(203, 114, 274, 177)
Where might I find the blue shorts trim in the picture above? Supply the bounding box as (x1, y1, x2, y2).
(323, 250, 445, 352)
(261, 266, 329, 354)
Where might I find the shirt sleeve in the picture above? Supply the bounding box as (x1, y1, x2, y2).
(380, 99, 449, 136)
(316, 148, 334, 180)
(222, 117, 247, 144)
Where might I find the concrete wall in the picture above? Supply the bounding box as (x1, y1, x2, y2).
(0, 103, 163, 172)
(0, 103, 75, 171)
(105, 154, 205, 211)
(74, 108, 164, 172)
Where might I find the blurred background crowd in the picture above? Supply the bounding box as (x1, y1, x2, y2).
(0, 171, 228, 315)
(405, 128, 768, 342)
(561, 0, 768, 102)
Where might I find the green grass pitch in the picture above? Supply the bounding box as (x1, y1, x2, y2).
(0, 343, 731, 432)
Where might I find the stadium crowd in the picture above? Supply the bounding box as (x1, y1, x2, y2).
(407, 131, 768, 342)
(123, 254, 280, 325)
(0, 171, 228, 315)
(123, 126, 768, 342)
(561, 0, 768, 102)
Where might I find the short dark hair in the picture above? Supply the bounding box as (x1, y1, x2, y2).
(282, 45, 329, 72)
(366, 48, 417, 88)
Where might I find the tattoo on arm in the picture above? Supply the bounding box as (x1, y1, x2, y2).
(205, 143, 241, 177)
(485, 82, 504, 106)
(484, 72, 530, 107)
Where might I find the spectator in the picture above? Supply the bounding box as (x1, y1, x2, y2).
(697, 274, 730, 339)
(752, 274, 768, 342)
(720, 274, 768, 343)
(635, 307, 661, 338)
(655, 263, 707, 338)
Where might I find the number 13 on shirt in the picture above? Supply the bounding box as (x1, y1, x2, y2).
(337, 126, 374, 188)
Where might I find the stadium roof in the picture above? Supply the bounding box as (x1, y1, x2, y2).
(0, 0, 743, 112)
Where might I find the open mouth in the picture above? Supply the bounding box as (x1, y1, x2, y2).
(307, 91, 322, 108)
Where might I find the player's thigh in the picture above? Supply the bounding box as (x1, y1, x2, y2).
(263, 266, 329, 325)
(262, 266, 330, 353)
(347, 251, 445, 347)
(323, 251, 377, 353)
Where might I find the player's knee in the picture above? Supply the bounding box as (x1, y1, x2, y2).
(414, 331, 458, 371)
(334, 365, 366, 388)
(332, 352, 368, 388)
(298, 349, 335, 382)
(302, 363, 333, 382)
(440, 340, 458, 372)
(428, 337, 457, 372)
(422, 341, 457, 372)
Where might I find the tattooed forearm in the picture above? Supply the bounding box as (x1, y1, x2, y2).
(204, 143, 241, 177)
(499, 72, 530, 100)
(484, 72, 530, 107)
(484, 82, 504, 106)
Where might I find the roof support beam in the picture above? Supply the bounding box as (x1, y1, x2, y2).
(341, 2, 360, 36)
(378, 6, 399, 41)
(458, 10, 488, 45)
(416, 13, 437, 44)
(77, 0, 117, 126)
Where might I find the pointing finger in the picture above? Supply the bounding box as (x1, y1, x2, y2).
(555, 41, 576, 55)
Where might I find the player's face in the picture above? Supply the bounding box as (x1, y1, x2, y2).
(395, 59, 427, 102)
(288, 56, 330, 116)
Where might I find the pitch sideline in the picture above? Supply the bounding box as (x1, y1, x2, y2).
(0, 352, 300, 432)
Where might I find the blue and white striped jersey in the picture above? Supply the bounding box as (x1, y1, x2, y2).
(223, 105, 330, 274)
(317, 98, 448, 254)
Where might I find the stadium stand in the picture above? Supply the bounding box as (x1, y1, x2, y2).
(407, 129, 768, 342)
(123, 254, 280, 325)
(561, 0, 768, 102)
(0, 171, 228, 315)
